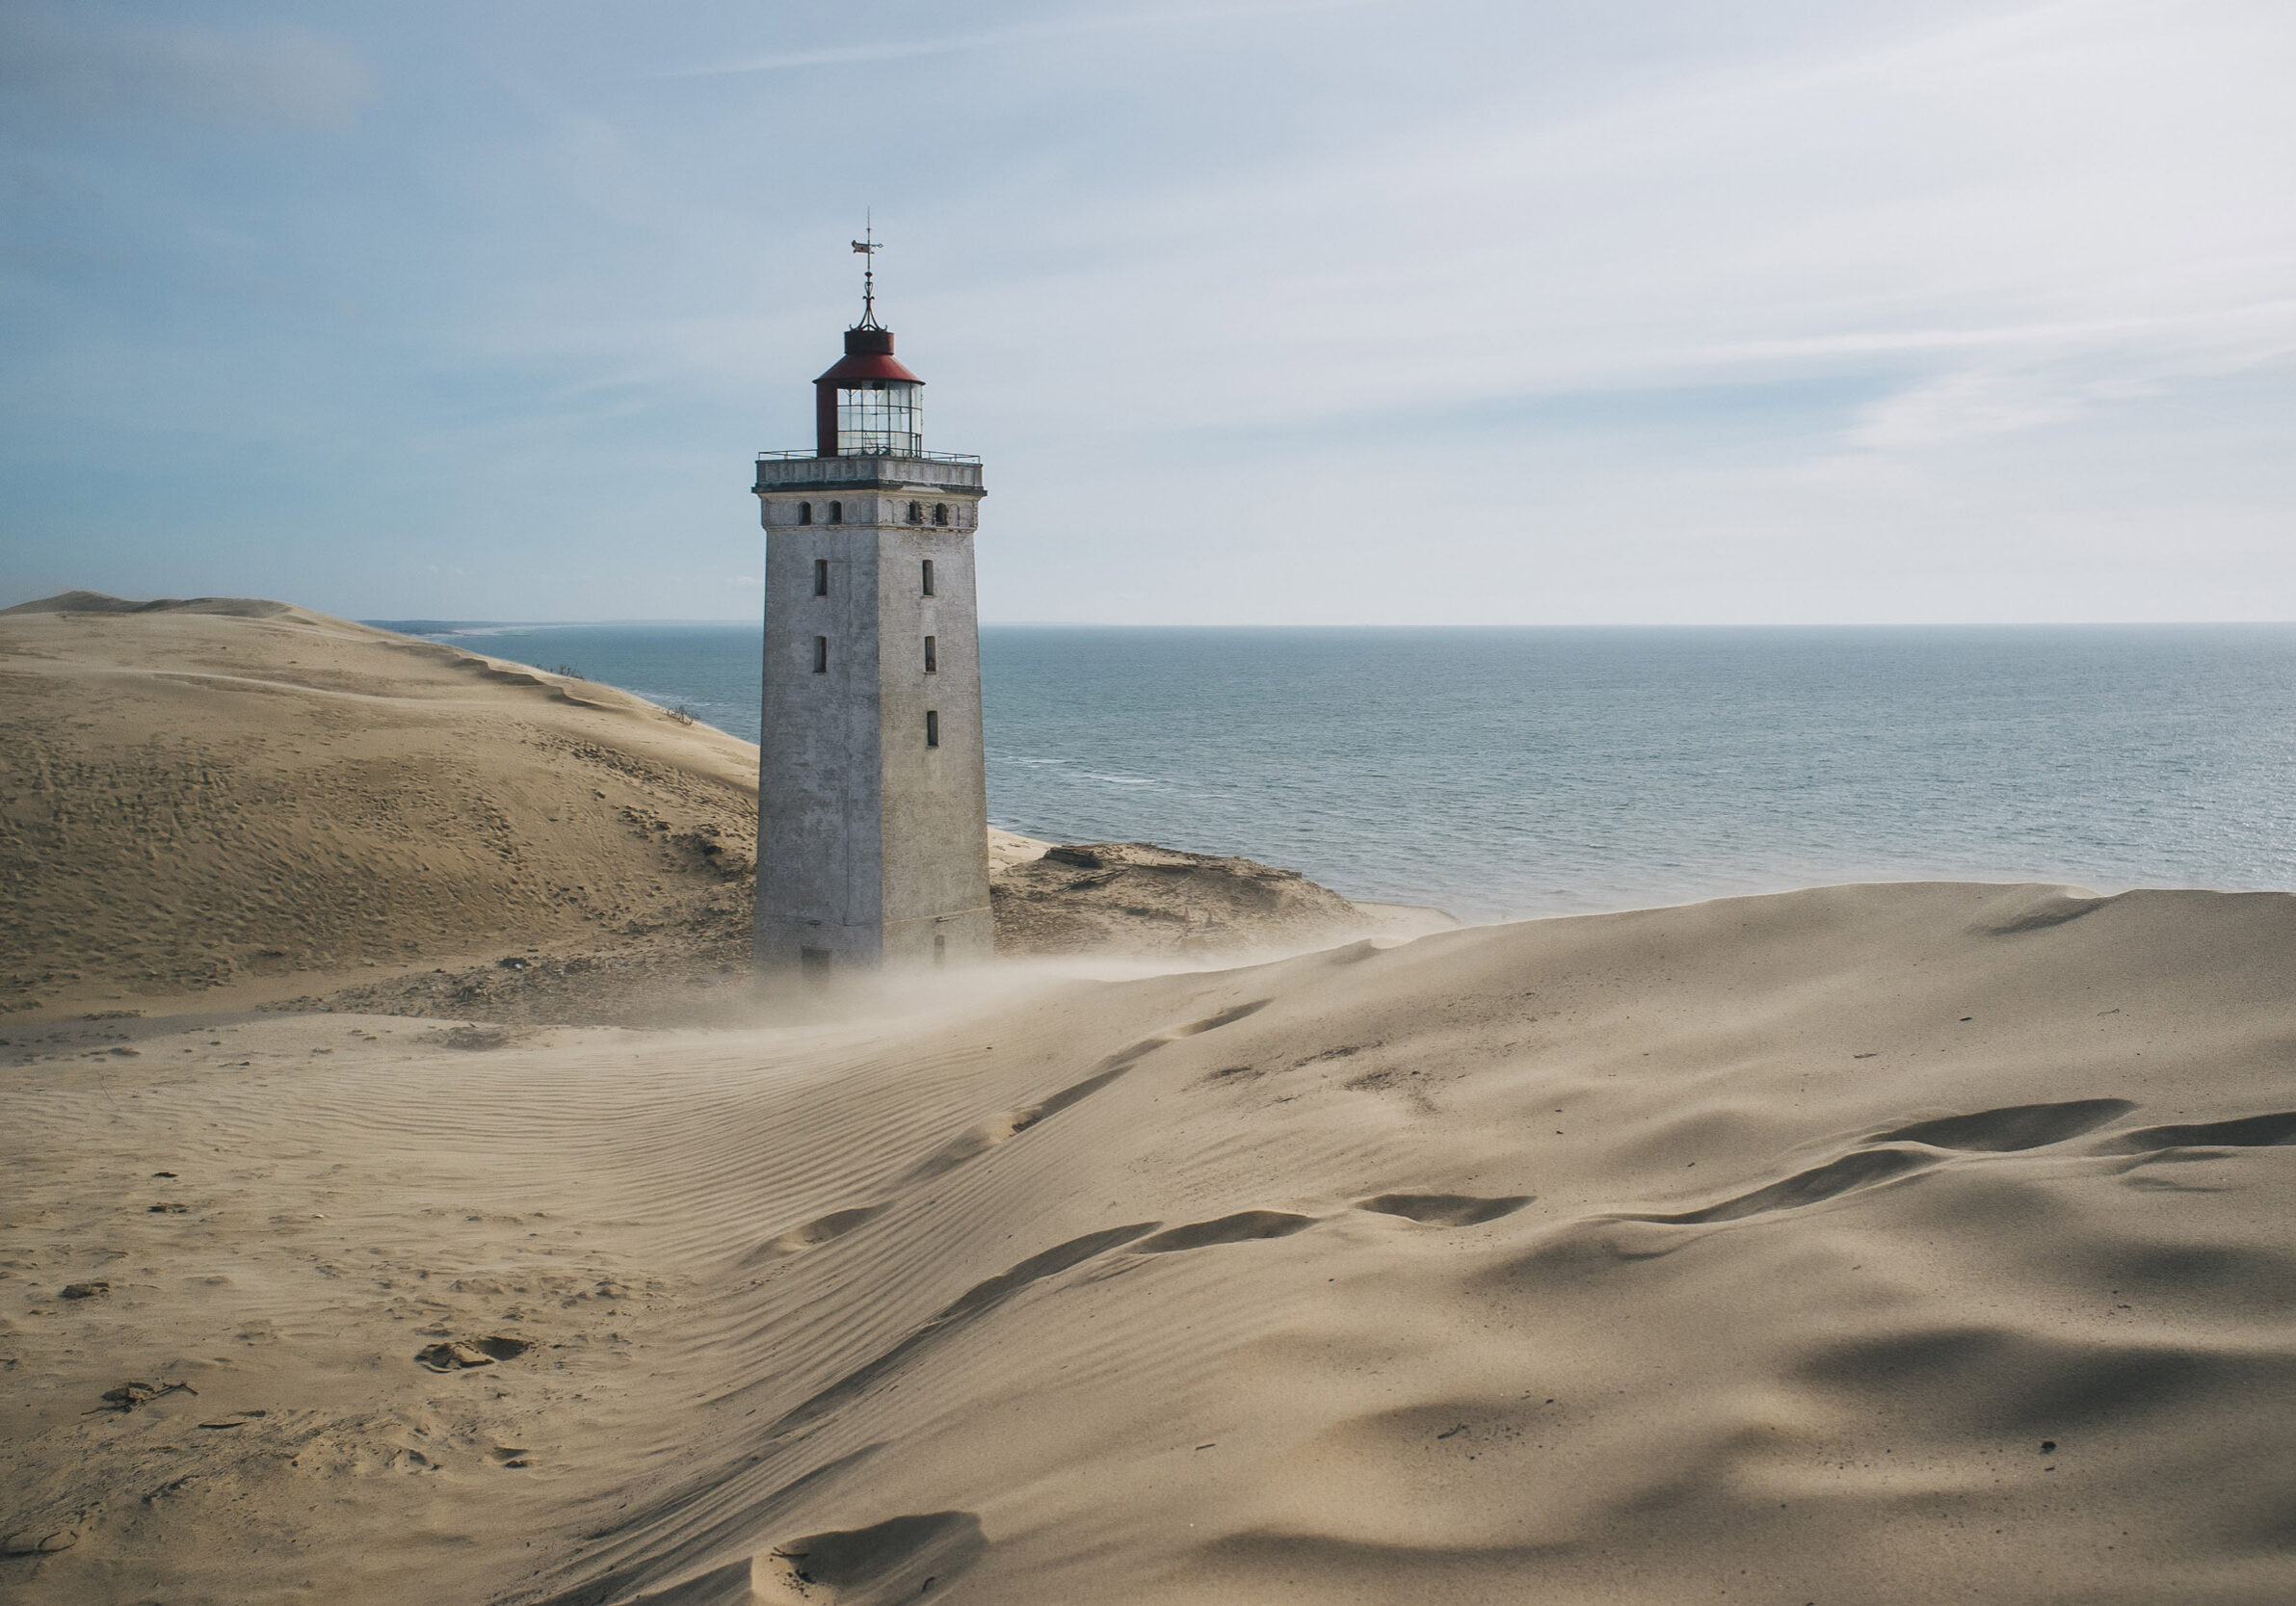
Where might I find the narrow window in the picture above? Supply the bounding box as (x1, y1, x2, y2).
(812, 636, 828, 673)
(934, 503, 949, 526)
(907, 500, 922, 525)
(925, 709, 939, 748)
(812, 558, 829, 596)
(827, 500, 842, 524)
(920, 558, 936, 596)
(933, 933, 947, 966)
(924, 635, 937, 672)
(797, 501, 812, 526)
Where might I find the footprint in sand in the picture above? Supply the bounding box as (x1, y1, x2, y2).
(1165, 999, 1271, 1037)
(1623, 1100, 2148, 1228)
(746, 1204, 889, 1265)
(1622, 1148, 1934, 1224)
(753, 1511, 988, 1605)
(1871, 1098, 2136, 1151)
(896, 1108, 1044, 1186)
(1357, 1193, 1535, 1226)
(1136, 1211, 1317, 1252)
(2113, 1110, 2296, 1150)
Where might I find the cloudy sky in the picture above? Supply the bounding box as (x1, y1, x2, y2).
(4, 0, 2293, 623)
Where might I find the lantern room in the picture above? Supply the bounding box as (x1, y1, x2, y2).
(815, 326, 923, 458)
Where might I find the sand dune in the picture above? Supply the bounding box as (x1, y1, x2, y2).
(990, 839, 1439, 957)
(0, 594, 760, 1022)
(7, 880, 2295, 1603)
(0, 597, 1418, 1026)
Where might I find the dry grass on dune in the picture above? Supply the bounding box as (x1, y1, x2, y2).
(6, 880, 2295, 1604)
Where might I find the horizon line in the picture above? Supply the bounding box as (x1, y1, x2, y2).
(351, 616, 2296, 631)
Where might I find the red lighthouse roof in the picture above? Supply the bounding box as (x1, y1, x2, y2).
(816, 326, 922, 386)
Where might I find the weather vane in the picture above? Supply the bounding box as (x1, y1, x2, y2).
(851, 211, 882, 329)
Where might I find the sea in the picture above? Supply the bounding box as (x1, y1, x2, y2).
(370, 621, 2296, 924)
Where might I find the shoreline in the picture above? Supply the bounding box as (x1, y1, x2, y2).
(0, 596, 1456, 1027)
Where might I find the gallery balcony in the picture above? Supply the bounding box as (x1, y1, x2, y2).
(753, 450, 984, 494)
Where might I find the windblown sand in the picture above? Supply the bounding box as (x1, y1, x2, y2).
(7, 882, 2296, 1603)
(4, 597, 2293, 1602)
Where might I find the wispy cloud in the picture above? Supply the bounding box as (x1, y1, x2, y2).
(1693, 301, 2296, 367)
(1851, 371, 2092, 448)
(6, 0, 2294, 621)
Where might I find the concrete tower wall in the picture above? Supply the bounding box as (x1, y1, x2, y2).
(755, 510, 884, 965)
(875, 514, 992, 965)
(752, 472, 990, 971)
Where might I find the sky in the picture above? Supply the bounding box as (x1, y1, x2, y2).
(3, 0, 2293, 624)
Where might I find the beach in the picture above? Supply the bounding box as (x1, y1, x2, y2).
(5, 599, 2296, 1603)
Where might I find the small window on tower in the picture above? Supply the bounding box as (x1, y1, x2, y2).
(921, 559, 936, 596)
(812, 558, 829, 596)
(797, 501, 812, 526)
(812, 636, 828, 673)
(925, 710, 940, 748)
(827, 500, 843, 524)
(924, 635, 937, 673)
(934, 503, 949, 526)
(907, 500, 923, 525)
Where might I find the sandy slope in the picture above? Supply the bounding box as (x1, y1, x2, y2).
(992, 839, 1387, 957)
(6, 880, 2295, 1604)
(0, 597, 1427, 1025)
(0, 595, 760, 1022)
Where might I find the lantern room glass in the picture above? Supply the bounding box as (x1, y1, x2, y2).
(836, 380, 922, 456)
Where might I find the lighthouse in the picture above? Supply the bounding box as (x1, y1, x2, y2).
(751, 235, 992, 974)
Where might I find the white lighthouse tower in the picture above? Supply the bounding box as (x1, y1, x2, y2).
(751, 236, 992, 974)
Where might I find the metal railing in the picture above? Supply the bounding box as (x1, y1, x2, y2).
(755, 448, 982, 463)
